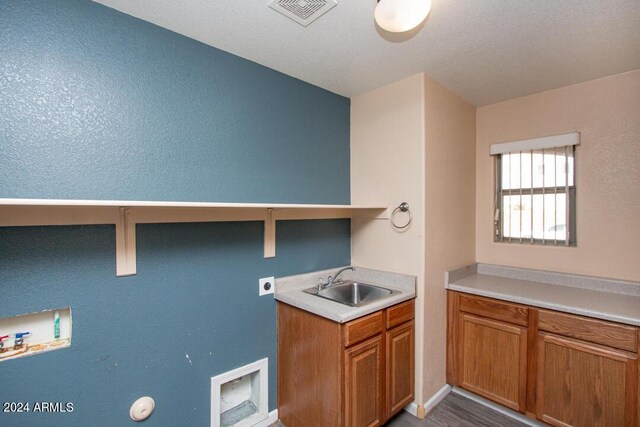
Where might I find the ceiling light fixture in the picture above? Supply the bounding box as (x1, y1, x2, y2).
(374, 0, 432, 33)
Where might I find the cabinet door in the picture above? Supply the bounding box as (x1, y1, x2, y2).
(537, 333, 638, 427)
(277, 302, 343, 427)
(386, 320, 414, 419)
(459, 313, 528, 411)
(345, 335, 383, 427)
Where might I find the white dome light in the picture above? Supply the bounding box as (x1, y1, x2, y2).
(374, 0, 432, 33)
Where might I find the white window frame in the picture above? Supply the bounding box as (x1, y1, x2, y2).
(492, 132, 579, 246)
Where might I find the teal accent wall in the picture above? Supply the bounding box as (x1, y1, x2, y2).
(0, 0, 350, 203)
(0, 1, 351, 426)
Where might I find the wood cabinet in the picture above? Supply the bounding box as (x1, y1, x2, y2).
(537, 333, 637, 427)
(345, 336, 384, 427)
(386, 320, 414, 417)
(278, 299, 415, 427)
(536, 308, 638, 427)
(448, 292, 530, 412)
(447, 291, 639, 427)
(459, 314, 527, 411)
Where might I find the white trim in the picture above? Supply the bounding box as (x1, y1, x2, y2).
(0, 198, 385, 210)
(490, 132, 580, 155)
(402, 384, 451, 418)
(423, 384, 452, 415)
(452, 386, 546, 427)
(252, 410, 278, 427)
(211, 358, 269, 427)
(403, 401, 421, 417)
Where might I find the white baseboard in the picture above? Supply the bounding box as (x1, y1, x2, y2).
(403, 401, 421, 417)
(452, 387, 546, 427)
(423, 384, 452, 414)
(403, 383, 451, 418)
(253, 409, 278, 427)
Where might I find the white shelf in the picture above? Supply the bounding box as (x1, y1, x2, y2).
(0, 198, 387, 277)
(0, 198, 381, 210)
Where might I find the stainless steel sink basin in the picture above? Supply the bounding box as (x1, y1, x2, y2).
(304, 280, 398, 307)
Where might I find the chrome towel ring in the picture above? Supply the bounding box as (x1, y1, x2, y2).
(391, 202, 412, 229)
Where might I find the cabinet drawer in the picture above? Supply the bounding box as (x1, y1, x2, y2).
(386, 300, 414, 329)
(343, 311, 383, 347)
(459, 294, 529, 327)
(538, 309, 638, 353)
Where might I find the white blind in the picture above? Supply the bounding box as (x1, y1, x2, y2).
(490, 132, 580, 155)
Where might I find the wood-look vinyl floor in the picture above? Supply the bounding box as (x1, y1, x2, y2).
(270, 392, 528, 426)
(386, 392, 528, 426)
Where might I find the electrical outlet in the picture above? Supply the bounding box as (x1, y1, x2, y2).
(259, 277, 275, 296)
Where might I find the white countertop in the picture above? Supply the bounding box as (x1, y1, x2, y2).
(274, 266, 416, 323)
(447, 266, 640, 326)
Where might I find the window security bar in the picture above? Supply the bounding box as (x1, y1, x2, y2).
(494, 146, 576, 246)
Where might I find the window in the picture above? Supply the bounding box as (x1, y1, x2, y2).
(492, 133, 578, 246)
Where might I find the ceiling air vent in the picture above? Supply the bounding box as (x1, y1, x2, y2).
(268, 0, 337, 27)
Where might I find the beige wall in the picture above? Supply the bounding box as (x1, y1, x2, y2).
(351, 73, 477, 410)
(476, 70, 640, 282)
(422, 77, 476, 399)
(352, 68, 638, 413)
(351, 74, 427, 407)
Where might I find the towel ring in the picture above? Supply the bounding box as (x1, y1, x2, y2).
(391, 202, 412, 229)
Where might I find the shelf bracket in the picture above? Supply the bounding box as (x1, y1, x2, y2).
(264, 209, 276, 258)
(0, 199, 387, 276)
(115, 207, 137, 276)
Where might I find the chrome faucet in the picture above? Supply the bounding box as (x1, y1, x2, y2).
(324, 266, 356, 289)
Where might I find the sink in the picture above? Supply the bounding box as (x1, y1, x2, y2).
(303, 280, 398, 307)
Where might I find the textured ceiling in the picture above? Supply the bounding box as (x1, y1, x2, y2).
(93, 0, 640, 106)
